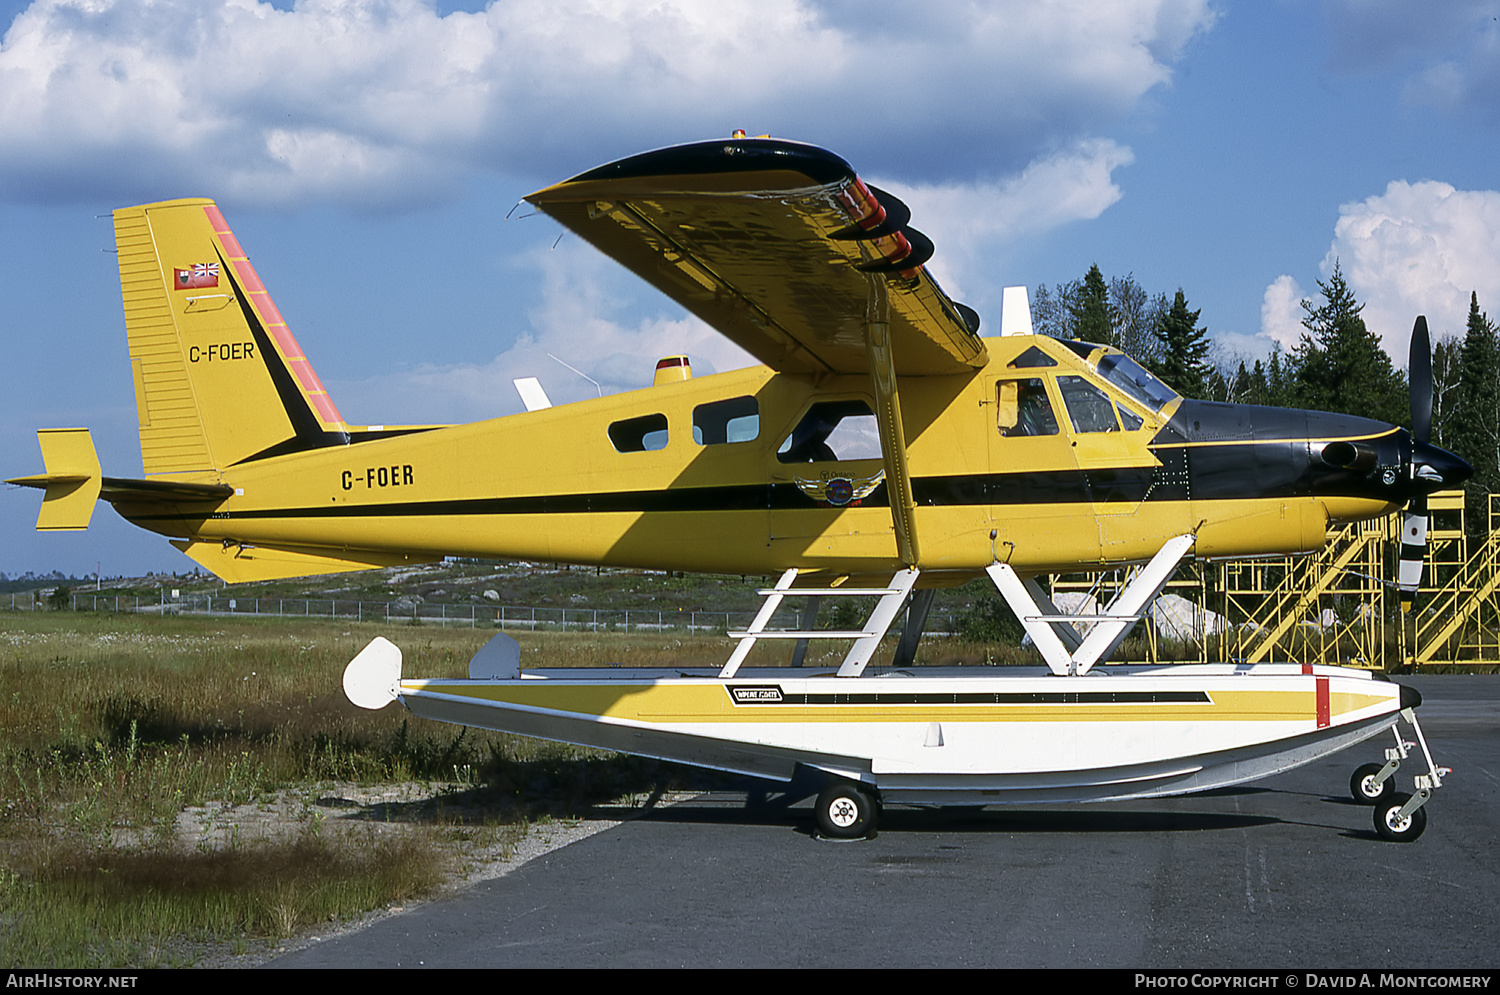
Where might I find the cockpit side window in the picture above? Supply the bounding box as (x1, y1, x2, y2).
(997, 378, 1060, 437)
(1058, 376, 1120, 433)
(1095, 354, 1178, 413)
(777, 400, 881, 463)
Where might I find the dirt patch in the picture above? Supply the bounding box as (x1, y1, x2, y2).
(146, 781, 685, 969)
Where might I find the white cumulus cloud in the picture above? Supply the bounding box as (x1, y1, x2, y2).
(877, 140, 1136, 307)
(0, 0, 1215, 207)
(1325, 180, 1500, 358)
(0, 0, 1219, 429)
(1259, 274, 1307, 350)
(1259, 182, 1500, 365)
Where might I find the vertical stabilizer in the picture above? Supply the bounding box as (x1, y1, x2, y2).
(114, 200, 347, 474)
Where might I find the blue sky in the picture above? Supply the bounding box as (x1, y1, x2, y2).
(3, 0, 1499, 578)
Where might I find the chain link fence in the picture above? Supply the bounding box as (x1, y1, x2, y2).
(6, 589, 958, 636)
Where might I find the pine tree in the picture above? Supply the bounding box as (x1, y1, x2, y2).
(1150, 289, 1212, 399)
(1070, 264, 1112, 346)
(1249, 360, 1271, 406)
(1230, 362, 1253, 403)
(1452, 292, 1500, 527)
(1267, 350, 1283, 405)
(1289, 262, 1405, 423)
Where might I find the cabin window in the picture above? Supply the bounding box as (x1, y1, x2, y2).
(1059, 340, 1101, 361)
(1058, 376, 1119, 433)
(1006, 346, 1057, 369)
(608, 413, 669, 452)
(997, 378, 1059, 437)
(693, 396, 759, 445)
(777, 400, 881, 463)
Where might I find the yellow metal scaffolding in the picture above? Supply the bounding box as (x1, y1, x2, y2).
(1054, 491, 1500, 670)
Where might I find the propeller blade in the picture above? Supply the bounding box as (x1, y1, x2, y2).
(1410, 315, 1432, 445)
(1400, 316, 1435, 612)
(1399, 494, 1428, 613)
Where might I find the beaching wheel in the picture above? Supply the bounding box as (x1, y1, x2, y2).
(1350, 763, 1394, 805)
(1374, 792, 1427, 842)
(815, 782, 877, 839)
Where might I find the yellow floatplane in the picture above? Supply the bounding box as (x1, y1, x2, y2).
(11, 137, 1464, 840)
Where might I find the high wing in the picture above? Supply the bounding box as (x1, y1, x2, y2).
(524, 137, 987, 377)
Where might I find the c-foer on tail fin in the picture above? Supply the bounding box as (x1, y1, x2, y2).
(114, 199, 348, 475)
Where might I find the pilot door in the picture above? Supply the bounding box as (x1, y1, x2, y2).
(988, 373, 1101, 566)
(1052, 374, 1188, 558)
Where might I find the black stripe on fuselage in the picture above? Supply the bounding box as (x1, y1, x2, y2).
(119, 437, 1398, 526)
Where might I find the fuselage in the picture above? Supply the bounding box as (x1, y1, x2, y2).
(111, 333, 1454, 584)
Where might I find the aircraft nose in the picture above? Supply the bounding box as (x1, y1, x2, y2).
(1411, 439, 1472, 494)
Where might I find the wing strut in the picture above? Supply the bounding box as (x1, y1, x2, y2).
(864, 280, 920, 567)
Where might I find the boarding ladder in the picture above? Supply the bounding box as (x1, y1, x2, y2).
(719, 567, 920, 679)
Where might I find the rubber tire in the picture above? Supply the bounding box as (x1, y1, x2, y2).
(1373, 792, 1428, 842)
(1350, 763, 1394, 805)
(815, 782, 877, 839)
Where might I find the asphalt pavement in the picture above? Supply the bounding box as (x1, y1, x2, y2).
(269, 675, 1499, 969)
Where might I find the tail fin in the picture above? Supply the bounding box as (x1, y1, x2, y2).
(113, 199, 348, 474)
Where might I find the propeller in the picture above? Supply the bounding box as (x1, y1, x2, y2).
(1398, 316, 1432, 612)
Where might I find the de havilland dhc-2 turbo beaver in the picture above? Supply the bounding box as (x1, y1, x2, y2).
(10, 136, 1471, 841)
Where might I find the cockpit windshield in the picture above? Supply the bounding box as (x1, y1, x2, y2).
(1095, 354, 1178, 413)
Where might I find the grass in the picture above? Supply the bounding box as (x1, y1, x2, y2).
(1, 831, 443, 967)
(0, 611, 733, 967)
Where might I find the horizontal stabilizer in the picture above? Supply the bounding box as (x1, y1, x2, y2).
(100, 478, 234, 503)
(6, 429, 102, 531)
(171, 539, 439, 584)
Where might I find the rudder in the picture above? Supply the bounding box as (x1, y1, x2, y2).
(114, 199, 347, 474)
